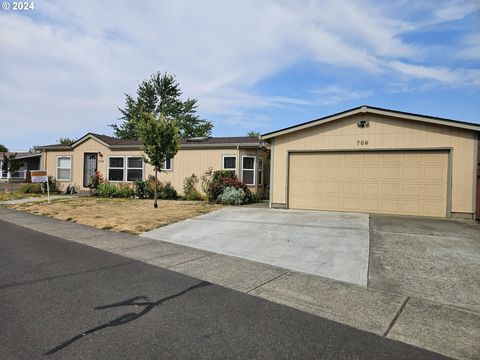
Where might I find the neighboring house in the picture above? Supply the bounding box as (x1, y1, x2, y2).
(262, 105, 480, 220)
(37, 133, 270, 195)
(0, 152, 42, 182)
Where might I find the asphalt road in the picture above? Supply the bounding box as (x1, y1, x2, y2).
(0, 219, 448, 359)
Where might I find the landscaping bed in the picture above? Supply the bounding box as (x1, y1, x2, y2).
(6, 197, 222, 234)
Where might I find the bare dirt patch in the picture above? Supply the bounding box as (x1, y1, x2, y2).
(8, 197, 222, 234)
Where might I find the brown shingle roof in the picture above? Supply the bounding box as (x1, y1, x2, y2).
(38, 133, 262, 151)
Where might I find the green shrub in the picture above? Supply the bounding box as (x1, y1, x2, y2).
(183, 174, 203, 201)
(96, 183, 134, 198)
(89, 171, 104, 189)
(18, 183, 43, 194)
(158, 182, 177, 199)
(217, 186, 247, 205)
(134, 180, 149, 199)
(201, 167, 213, 195)
(207, 170, 250, 202)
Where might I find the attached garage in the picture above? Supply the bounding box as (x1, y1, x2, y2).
(288, 151, 449, 217)
(263, 106, 480, 219)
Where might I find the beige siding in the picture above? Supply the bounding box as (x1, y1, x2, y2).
(289, 151, 449, 217)
(44, 138, 269, 195)
(271, 113, 477, 214)
(44, 139, 144, 190)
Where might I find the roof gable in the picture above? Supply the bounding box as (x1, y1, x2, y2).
(261, 106, 480, 140)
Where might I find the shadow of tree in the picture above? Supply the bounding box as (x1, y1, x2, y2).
(45, 281, 211, 355)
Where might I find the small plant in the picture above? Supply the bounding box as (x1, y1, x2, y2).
(89, 171, 105, 190)
(183, 174, 203, 201)
(201, 167, 213, 195)
(18, 183, 43, 194)
(217, 186, 247, 205)
(41, 176, 60, 194)
(134, 180, 149, 199)
(206, 170, 250, 202)
(158, 182, 178, 200)
(96, 183, 134, 198)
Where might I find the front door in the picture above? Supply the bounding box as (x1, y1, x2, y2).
(84, 153, 98, 187)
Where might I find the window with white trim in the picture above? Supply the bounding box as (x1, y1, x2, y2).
(127, 157, 143, 181)
(108, 157, 124, 181)
(57, 156, 72, 181)
(163, 158, 172, 171)
(258, 157, 263, 185)
(242, 156, 255, 186)
(222, 156, 237, 174)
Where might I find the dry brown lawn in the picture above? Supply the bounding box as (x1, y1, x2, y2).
(8, 197, 222, 234)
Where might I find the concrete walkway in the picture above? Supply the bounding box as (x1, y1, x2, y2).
(0, 206, 478, 360)
(0, 195, 72, 205)
(142, 207, 370, 285)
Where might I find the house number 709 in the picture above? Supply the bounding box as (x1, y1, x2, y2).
(357, 140, 368, 145)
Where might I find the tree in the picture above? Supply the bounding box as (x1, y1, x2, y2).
(1, 152, 21, 182)
(136, 112, 180, 208)
(247, 131, 261, 138)
(58, 137, 76, 145)
(112, 72, 213, 139)
(29, 145, 41, 153)
(0, 144, 8, 152)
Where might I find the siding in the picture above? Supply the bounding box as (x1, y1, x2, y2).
(270, 113, 477, 214)
(44, 138, 269, 195)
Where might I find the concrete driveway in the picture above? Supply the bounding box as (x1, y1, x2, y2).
(142, 207, 370, 285)
(369, 214, 480, 312)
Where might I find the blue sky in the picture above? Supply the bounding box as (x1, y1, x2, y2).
(0, 0, 479, 150)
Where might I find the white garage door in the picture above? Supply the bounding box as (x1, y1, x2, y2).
(288, 151, 449, 217)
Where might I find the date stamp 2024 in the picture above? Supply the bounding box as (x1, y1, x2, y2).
(2, 2, 35, 11)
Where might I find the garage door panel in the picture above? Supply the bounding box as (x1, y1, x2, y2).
(289, 151, 448, 217)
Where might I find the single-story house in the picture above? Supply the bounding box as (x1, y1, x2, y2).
(262, 105, 480, 220)
(37, 133, 269, 195)
(0, 152, 42, 182)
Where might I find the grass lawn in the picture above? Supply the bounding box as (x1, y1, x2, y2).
(0, 192, 43, 201)
(7, 197, 222, 234)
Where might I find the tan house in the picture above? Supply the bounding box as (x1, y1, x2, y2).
(262, 105, 480, 220)
(38, 133, 269, 195)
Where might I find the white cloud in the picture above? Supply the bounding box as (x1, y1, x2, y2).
(0, 0, 478, 148)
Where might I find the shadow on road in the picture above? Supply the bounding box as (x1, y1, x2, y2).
(45, 281, 211, 355)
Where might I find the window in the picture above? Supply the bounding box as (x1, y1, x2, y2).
(163, 158, 172, 171)
(242, 156, 255, 186)
(222, 156, 237, 174)
(108, 157, 124, 181)
(258, 157, 263, 185)
(57, 156, 72, 181)
(127, 157, 143, 181)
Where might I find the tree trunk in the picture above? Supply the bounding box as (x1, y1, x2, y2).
(154, 169, 158, 208)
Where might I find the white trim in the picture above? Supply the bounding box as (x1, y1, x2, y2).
(222, 155, 237, 174)
(56, 155, 72, 181)
(163, 158, 173, 171)
(258, 156, 263, 186)
(107, 156, 125, 182)
(242, 155, 256, 186)
(126, 156, 144, 181)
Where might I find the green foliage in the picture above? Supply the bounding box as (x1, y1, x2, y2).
(96, 183, 134, 198)
(200, 167, 213, 195)
(58, 137, 76, 145)
(206, 170, 250, 202)
(42, 176, 60, 193)
(0, 144, 8, 152)
(29, 145, 41, 153)
(89, 171, 105, 189)
(18, 183, 43, 194)
(247, 131, 261, 138)
(183, 174, 203, 201)
(217, 186, 248, 205)
(1, 152, 21, 175)
(158, 182, 178, 199)
(136, 113, 180, 172)
(112, 72, 213, 139)
(133, 178, 178, 200)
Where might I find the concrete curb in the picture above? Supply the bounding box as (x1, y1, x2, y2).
(0, 206, 478, 359)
